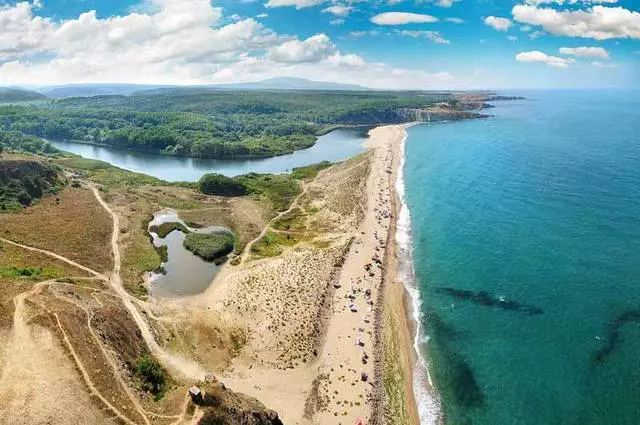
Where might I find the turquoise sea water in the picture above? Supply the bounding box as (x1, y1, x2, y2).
(403, 90, 640, 425)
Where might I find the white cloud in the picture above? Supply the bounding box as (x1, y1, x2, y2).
(507, 35, 518, 41)
(265, 0, 327, 9)
(209, 55, 456, 90)
(322, 5, 352, 17)
(529, 30, 545, 39)
(371, 12, 438, 25)
(432, 0, 459, 7)
(256, 13, 268, 18)
(0, 0, 455, 89)
(268, 34, 336, 63)
(349, 30, 380, 38)
(559, 46, 609, 58)
(512, 5, 640, 40)
(515, 50, 576, 68)
(484, 16, 513, 31)
(591, 61, 617, 68)
(395, 30, 450, 44)
(446, 17, 465, 24)
(524, 0, 618, 5)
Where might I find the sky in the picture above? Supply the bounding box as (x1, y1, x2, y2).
(0, 0, 638, 89)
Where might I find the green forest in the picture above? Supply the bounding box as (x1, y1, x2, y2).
(0, 89, 454, 159)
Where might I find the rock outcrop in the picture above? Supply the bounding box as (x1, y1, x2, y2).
(193, 381, 284, 425)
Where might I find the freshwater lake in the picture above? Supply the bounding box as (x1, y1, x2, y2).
(49, 128, 368, 182)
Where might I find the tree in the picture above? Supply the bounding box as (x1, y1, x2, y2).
(198, 173, 247, 197)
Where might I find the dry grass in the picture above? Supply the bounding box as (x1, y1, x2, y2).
(211, 155, 372, 369)
(0, 242, 93, 330)
(0, 187, 113, 273)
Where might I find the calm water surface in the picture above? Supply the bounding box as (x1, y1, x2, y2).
(148, 210, 228, 297)
(404, 90, 640, 425)
(50, 128, 367, 181)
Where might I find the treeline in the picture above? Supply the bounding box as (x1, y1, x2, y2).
(0, 131, 61, 156)
(0, 90, 453, 159)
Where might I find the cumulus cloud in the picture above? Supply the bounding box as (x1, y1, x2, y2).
(371, 12, 438, 25)
(559, 46, 610, 58)
(0, 0, 455, 89)
(268, 34, 336, 63)
(484, 16, 513, 31)
(515, 51, 576, 67)
(512, 5, 640, 40)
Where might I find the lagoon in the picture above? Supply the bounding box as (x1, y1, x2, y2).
(49, 128, 368, 182)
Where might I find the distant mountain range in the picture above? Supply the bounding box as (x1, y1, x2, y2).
(215, 77, 370, 91)
(0, 87, 48, 102)
(37, 84, 174, 99)
(0, 78, 372, 100)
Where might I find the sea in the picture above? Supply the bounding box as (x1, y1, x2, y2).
(46, 89, 640, 423)
(401, 90, 640, 425)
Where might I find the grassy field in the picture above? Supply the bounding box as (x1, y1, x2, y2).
(0, 187, 113, 273)
(250, 231, 302, 258)
(56, 157, 164, 189)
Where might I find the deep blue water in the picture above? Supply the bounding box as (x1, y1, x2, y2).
(49, 128, 367, 182)
(404, 90, 640, 425)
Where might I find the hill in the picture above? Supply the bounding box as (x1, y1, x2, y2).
(215, 77, 370, 91)
(0, 157, 65, 209)
(0, 87, 47, 103)
(38, 84, 173, 98)
(36, 78, 369, 99)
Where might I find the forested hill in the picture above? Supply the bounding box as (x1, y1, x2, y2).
(0, 90, 475, 160)
(0, 88, 48, 103)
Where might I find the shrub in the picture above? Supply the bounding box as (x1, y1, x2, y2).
(183, 231, 235, 261)
(135, 355, 165, 394)
(198, 173, 247, 197)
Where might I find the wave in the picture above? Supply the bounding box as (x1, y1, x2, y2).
(395, 125, 441, 424)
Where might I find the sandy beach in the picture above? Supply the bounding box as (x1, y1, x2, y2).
(160, 124, 422, 424)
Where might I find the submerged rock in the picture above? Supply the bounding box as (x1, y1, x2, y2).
(438, 287, 543, 316)
(592, 309, 640, 365)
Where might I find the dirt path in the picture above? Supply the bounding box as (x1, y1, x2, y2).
(0, 237, 108, 280)
(87, 184, 206, 382)
(0, 282, 114, 425)
(240, 184, 309, 265)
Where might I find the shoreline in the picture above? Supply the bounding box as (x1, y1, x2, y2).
(392, 124, 442, 424)
(152, 123, 439, 424)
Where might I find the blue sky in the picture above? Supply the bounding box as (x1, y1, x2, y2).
(0, 0, 638, 89)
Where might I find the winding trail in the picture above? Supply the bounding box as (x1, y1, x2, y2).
(240, 183, 309, 265)
(87, 184, 206, 382)
(0, 237, 108, 280)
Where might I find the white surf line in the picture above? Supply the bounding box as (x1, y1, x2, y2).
(395, 124, 442, 424)
(88, 184, 206, 382)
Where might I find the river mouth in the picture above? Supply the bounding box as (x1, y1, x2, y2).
(148, 210, 229, 298)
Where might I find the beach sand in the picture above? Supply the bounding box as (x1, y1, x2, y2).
(164, 124, 420, 424)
